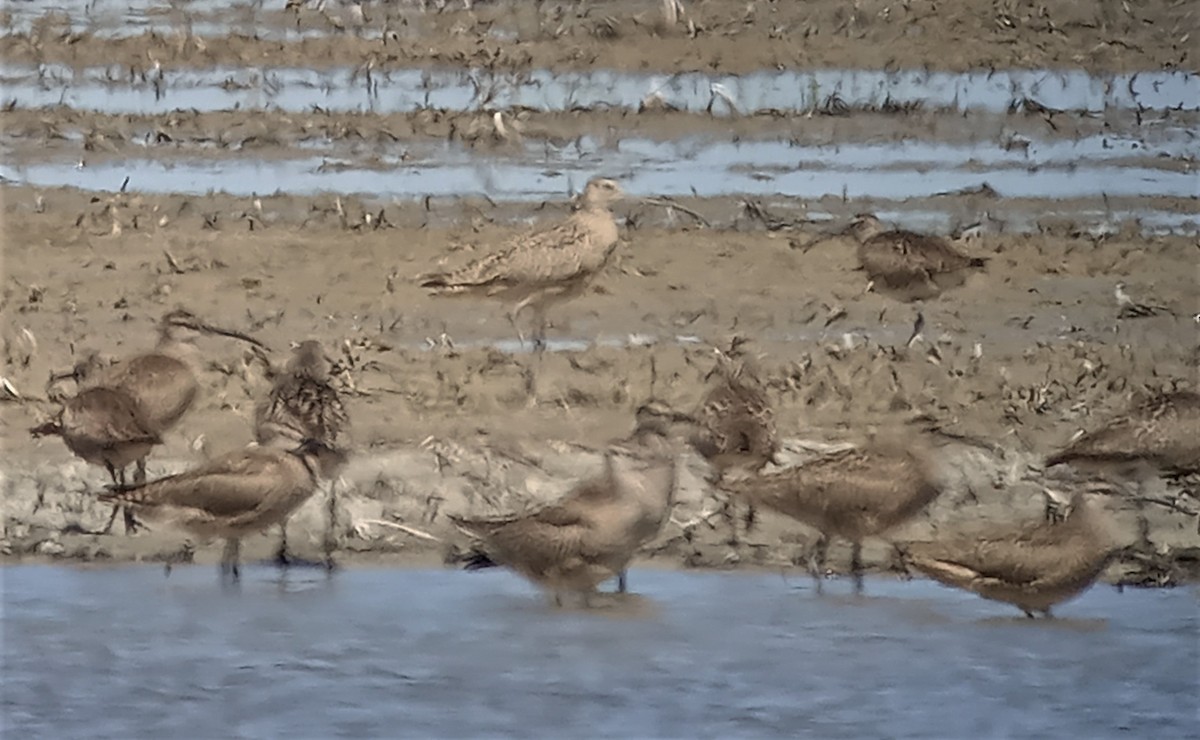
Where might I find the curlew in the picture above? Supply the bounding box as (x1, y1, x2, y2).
(254, 340, 350, 568)
(725, 441, 943, 593)
(845, 214, 988, 301)
(72, 308, 267, 436)
(98, 439, 346, 580)
(602, 399, 696, 593)
(417, 177, 624, 350)
(450, 441, 678, 607)
(29, 386, 162, 533)
(900, 485, 1126, 618)
(1046, 390, 1200, 477)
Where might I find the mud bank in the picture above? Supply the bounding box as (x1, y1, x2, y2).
(2, 185, 1197, 582)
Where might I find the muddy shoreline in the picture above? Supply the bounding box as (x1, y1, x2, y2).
(3, 184, 1198, 584)
(3, 0, 1198, 585)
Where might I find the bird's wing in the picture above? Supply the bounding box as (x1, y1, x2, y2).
(421, 219, 602, 290)
(102, 450, 287, 516)
(67, 389, 161, 446)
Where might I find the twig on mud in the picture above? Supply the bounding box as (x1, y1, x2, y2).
(669, 505, 723, 530)
(638, 197, 711, 228)
(359, 519, 443, 542)
(1131, 496, 1199, 517)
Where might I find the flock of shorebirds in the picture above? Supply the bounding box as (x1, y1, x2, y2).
(27, 176, 1199, 619)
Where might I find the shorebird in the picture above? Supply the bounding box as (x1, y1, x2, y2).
(845, 214, 988, 301)
(417, 177, 624, 350)
(254, 340, 349, 568)
(691, 337, 780, 479)
(98, 439, 346, 580)
(450, 441, 678, 607)
(900, 485, 1127, 618)
(29, 386, 162, 533)
(724, 441, 943, 593)
(1046, 390, 1200, 477)
(71, 308, 267, 437)
(1114, 281, 1172, 319)
(689, 337, 780, 540)
(602, 399, 696, 593)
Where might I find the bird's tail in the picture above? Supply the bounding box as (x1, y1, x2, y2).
(417, 272, 459, 290)
(97, 482, 155, 507)
(28, 421, 62, 438)
(461, 548, 500, 571)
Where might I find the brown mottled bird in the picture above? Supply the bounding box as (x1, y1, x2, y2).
(29, 386, 163, 534)
(73, 308, 267, 439)
(450, 440, 678, 607)
(901, 486, 1126, 618)
(254, 340, 349, 567)
(418, 177, 624, 350)
(255, 340, 348, 448)
(845, 214, 988, 301)
(663, 337, 780, 541)
(691, 337, 779, 479)
(1046, 390, 1200, 477)
(99, 439, 346, 580)
(725, 441, 943, 593)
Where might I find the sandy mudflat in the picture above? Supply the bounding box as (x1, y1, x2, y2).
(2, 0, 1197, 581)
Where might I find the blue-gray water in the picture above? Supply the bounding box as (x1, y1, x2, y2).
(2, 566, 1196, 738)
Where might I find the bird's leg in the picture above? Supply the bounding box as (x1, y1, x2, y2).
(123, 458, 148, 532)
(221, 538, 242, 581)
(274, 520, 291, 568)
(323, 478, 339, 572)
(1043, 607, 1054, 620)
(1023, 610, 1036, 619)
(506, 309, 528, 350)
(99, 463, 122, 534)
(531, 307, 548, 355)
(553, 592, 563, 608)
(112, 466, 140, 535)
(616, 570, 627, 594)
(122, 505, 140, 535)
(850, 541, 864, 595)
(164, 540, 195, 578)
(743, 503, 758, 534)
(807, 535, 828, 595)
(101, 505, 121, 535)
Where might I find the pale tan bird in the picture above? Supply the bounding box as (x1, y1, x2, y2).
(74, 308, 268, 437)
(98, 439, 346, 580)
(901, 486, 1126, 618)
(254, 339, 349, 567)
(725, 441, 943, 593)
(451, 447, 678, 607)
(1046, 390, 1200, 476)
(29, 386, 163, 534)
(418, 177, 624, 350)
(845, 214, 988, 301)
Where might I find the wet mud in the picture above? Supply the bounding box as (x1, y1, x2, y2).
(1, 0, 1197, 583)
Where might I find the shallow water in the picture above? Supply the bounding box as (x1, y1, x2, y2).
(2, 565, 1196, 738)
(5, 145, 1195, 202)
(4, 65, 1197, 116)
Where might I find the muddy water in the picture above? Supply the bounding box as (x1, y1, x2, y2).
(3, 566, 1196, 737)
